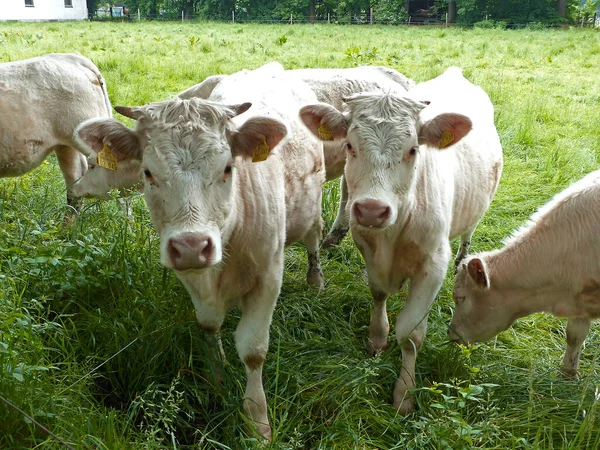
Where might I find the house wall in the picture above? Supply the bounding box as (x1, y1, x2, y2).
(1, 0, 88, 21)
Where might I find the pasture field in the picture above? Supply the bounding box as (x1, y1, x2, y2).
(1, 21, 600, 449)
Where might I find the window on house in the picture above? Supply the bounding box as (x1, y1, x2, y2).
(25, 0, 34, 6)
(64, 0, 73, 7)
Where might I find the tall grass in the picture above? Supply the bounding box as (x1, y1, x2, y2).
(0, 22, 599, 448)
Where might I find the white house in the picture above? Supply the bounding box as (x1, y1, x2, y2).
(1, 0, 88, 21)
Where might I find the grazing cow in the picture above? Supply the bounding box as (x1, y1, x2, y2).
(73, 63, 325, 439)
(450, 169, 600, 379)
(300, 67, 503, 413)
(0, 53, 111, 215)
(74, 65, 414, 247)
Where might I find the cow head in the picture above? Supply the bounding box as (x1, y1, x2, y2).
(74, 98, 287, 272)
(449, 256, 514, 343)
(300, 93, 472, 230)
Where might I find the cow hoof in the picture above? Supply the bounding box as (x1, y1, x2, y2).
(307, 269, 324, 292)
(322, 228, 348, 249)
(366, 339, 389, 357)
(393, 381, 415, 415)
(256, 422, 272, 441)
(560, 367, 579, 381)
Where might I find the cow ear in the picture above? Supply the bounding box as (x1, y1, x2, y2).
(299, 103, 348, 142)
(73, 118, 142, 162)
(467, 257, 490, 289)
(231, 116, 287, 163)
(419, 113, 472, 149)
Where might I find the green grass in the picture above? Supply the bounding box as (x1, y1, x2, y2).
(1, 21, 600, 449)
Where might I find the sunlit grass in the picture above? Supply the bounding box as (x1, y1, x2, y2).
(0, 21, 599, 449)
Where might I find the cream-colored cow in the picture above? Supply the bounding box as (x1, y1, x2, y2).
(301, 67, 503, 413)
(73, 63, 324, 439)
(450, 169, 600, 379)
(0, 53, 111, 214)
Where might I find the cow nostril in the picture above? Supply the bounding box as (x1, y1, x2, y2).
(353, 203, 363, 219)
(168, 239, 182, 263)
(379, 206, 390, 221)
(199, 238, 213, 262)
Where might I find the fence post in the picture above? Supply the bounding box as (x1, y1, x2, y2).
(232, 10, 235, 23)
(328, 12, 330, 23)
(290, 14, 293, 24)
(370, 7, 373, 25)
(182, 10, 184, 22)
(446, 13, 448, 27)
(137, 8, 140, 21)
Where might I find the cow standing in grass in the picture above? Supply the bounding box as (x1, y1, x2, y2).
(0, 53, 111, 217)
(301, 67, 503, 413)
(450, 169, 600, 379)
(74, 65, 414, 247)
(72, 63, 324, 439)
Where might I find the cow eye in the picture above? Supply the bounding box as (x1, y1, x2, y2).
(454, 296, 466, 304)
(346, 143, 352, 150)
(409, 147, 418, 155)
(224, 165, 232, 174)
(144, 169, 152, 178)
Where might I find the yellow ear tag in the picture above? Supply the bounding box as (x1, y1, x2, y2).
(317, 123, 334, 141)
(438, 129, 455, 149)
(251, 137, 270, 163)
(97, 144, 118, 171)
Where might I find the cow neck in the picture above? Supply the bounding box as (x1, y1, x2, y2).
(483, 246, 575, 318)
(220, 169, 242, 249)
(497, 285, 574, 320)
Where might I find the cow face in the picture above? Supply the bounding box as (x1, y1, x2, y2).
(449, 257, 514, 343)
(71, 150, 142, 199)
(74, 98, 286, 272)
(300, 94, 472, 230)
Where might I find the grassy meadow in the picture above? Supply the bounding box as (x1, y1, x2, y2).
(1, 21, 600, 449)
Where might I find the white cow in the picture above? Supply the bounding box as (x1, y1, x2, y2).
(300, 67, 503, 413)
(450, 169, 600, 379)
(72, 63, 325, 439)
(74, 65, 414, 246)
(0, 53, 111, 215)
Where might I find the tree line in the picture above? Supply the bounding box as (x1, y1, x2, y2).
(87, 0, 597, 25)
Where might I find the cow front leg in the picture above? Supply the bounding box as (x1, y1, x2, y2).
(561, 317, 591, 379)
(236, 273, 281, 440)
(367, 286, 389, 356)
(303, 217, 324, 291)
(393, 263, 446, 414)
(323, 176, 349, 248)
(55, 145, 88, 220)
(195, 305, 227, 381)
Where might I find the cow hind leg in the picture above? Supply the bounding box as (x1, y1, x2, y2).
(303, 217, 324, 291)
(235, 269, 282, 441)
(323, 176, 350, 248)
(561, 317, 591, 379)
(54, 145, 88, 221)
(367, 287, 390, 356)
(454, 225, 477, 268)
